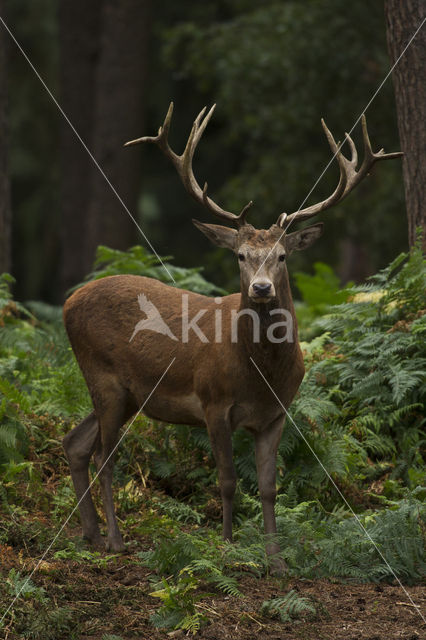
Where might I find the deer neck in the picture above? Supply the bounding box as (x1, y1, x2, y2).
(237, 268, 299, 369)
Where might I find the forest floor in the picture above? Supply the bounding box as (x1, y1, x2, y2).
(1, 519, 424, 640)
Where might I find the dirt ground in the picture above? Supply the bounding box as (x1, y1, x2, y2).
(1, 541, 424, 640)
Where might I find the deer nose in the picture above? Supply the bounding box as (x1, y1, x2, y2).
(252, 282, 272, 296)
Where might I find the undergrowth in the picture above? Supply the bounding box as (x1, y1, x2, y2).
(71, 244, 226, 296)
(0, 242, 425, 635)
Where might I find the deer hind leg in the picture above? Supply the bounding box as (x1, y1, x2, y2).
(93, 385, 135, 552)
(206, 410, 237, 542)
(63, 411, 103, 547)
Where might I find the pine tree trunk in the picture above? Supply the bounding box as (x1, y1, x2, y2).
(0, 0, 12, 275)
(384, 0, 426, 251)
(84, 0, 150, 271)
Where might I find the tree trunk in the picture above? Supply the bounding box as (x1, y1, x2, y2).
(84, 0, 150, 272)
(59, 0, 150, 297)
(384, 0, 426, 251)
(0, 0, 12, 275)
(59, 0, 103, 294)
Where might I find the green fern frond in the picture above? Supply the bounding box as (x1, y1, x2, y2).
(260, 589, 316, 622)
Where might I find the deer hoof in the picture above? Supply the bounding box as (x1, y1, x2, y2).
(83, 531, 104, 550)
(106, 536, 126, 552)
(269, 556, 288, 577)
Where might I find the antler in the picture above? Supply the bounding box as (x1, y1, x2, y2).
(125, 102, 253, 227)
(277, 115, 403, 228)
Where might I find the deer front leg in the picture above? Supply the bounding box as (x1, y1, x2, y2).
(94, 414, 125, 553)
(254, 416, 286, 574)
(206, 411, 237, 542)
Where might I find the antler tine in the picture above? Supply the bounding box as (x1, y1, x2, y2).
(185, 105, 215, 157)
(360, 114, 403, 170)
(345, 131, 358, 169)
(180, 106, 214, 194)
(283, 119, 348, 226)
(125, 102, 177, 159)
(238, 200, 254, 225)
(281, 114, 402, 227)
(341, 114, 403, 197)
(125, 103, 252, 227)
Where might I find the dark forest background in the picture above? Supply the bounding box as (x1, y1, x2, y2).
(0, 0, 424, 303)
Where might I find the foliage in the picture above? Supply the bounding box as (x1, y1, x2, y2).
(135, 514, 267, 632)
(129, 493, 425, 633)
(2, 570, 77, 639)
(0, 242, 425, 634)
(0, 506, 70, 554)
(260, 589, 316, 622)
(73, 244, 226, 296)
(149, 574, 208, 633)
(6, 569, 46, 602)
(294, 262, 353, 339)
(0, 277, 90, 469)
(113, 419, 216, 508)
(139, 523, 266, 591)
(53, 541, 117, 568)
(274, 497, 426, 583)
(275, 241, 426, 504)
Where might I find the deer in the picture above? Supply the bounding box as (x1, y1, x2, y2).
(63, 103, 401, 572)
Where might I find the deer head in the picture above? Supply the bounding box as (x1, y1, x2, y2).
(191, 220, 323, 303)
(125, 104, 402, 305)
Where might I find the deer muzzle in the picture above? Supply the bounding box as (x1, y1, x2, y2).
(249, 280, 275, 302)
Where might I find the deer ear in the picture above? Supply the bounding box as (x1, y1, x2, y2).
(192, 219, 238, 250)
(285, 223, 323, 253)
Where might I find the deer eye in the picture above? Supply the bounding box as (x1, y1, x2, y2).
(238, 253, 245, 262)
(279, 254, 286, 262)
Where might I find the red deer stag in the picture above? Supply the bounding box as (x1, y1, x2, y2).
(63, 104, 401, 570)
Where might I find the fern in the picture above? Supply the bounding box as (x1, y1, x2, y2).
(282, 240, 426, 504)
(72, 244, 225, 296)
(185, 559, 243, 597)
(260, 589, 316, 622)
(152, 495, 204, 524)
(149, 574, 208, 633)
(274, 498, 426, 583)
